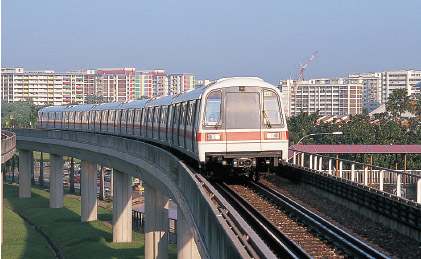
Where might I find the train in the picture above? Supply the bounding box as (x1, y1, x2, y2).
(37, 77, 289, 180)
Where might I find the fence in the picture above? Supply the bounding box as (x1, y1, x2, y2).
(290, 150, 421, 203)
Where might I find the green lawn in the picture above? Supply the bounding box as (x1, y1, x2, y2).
(2, 206, 53, 259)
(2, 183, 177, 258)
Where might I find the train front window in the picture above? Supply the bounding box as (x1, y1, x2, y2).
(263, 90, 283, 127)
(204, 91, 222, 126)
(225, 92, 260, 129)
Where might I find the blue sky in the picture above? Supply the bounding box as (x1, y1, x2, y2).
(2, 0, 421, 84)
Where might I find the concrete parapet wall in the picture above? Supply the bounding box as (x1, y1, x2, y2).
(1, 131, 16, 164)
(13, 128, 249, 258)
(291, 166, 421, 242)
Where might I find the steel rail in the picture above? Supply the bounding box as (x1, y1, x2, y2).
(250, 181, 390, 259)
(213, 181, 311, 259)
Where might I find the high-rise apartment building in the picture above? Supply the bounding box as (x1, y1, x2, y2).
(1, 67, 194, 105)
(349, 70, 421, 112)
(280, 78, 363, 117)
(168, 74, 196, 95)
(1, 68, 95, 105)
(382, 70, 421, 102)
(349, 72, 382, 112)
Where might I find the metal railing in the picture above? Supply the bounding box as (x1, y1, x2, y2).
(1, 130, 16, 164)
(290, 150, 421, 204)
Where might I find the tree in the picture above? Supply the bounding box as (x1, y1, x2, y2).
(287, 111, 319, 145)
(1, 99, 42, 127)
(386, 88, 413, 120)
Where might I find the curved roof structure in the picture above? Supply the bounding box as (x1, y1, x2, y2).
(289, 145, 421, 154)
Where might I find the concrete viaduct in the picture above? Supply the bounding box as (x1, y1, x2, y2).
(8, 128, 251, 259)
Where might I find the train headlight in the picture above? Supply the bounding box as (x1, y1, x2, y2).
(207, 133, 221, 141)
(266, 132, 280, 139)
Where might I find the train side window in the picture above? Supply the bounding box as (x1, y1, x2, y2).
(134, 109, 141, 124)
(63, 112, 68, 126)
(115, 110, 121, 127)
(81, 111, 87, 124)
(263, 89, 283, 127)
(147, 108, 153, 123)
(69, 112, 75, 124)
(204, 90, 222, 125)
(181, 102, 187, 126)
(174, 104, 180, 125)
(160, 107, 167, 124)
(187, 101, 194, 126)
(140, 108, 145, 129)
(121, 110, 127, 126)
(75, 112, 81, 124)
(95, 111, 101, 124)
(102, 110, 108, 125)
(90, 111, 95, 125)
(127, 109, 134, 125)
(109, 110, 115, 123)
(154, 107, 160, 124)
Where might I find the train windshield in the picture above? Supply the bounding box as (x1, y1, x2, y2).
(204, 91, 222, 125)
(225, 92, 260, 129)
(263, 90, 283, 127)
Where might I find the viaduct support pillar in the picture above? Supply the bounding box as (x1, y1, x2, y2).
(145, 184, 169, 259)
(18, 150, 32, 198)
(112, 170, 132, 243)
(81, 160, 97, 222)
(177, 207, 200, 259)
(49, 154, 63, 208)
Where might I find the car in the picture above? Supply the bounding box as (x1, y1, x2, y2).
(74, 175, 80, 183)
(63, 175, 70, 184)
(104, 173, 111, 182)
(97, 178, 101, 186)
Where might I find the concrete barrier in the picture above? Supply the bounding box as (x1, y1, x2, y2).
(13, 128, 250, 259)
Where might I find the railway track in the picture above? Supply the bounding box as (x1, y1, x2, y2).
(214, 178, 390, 258)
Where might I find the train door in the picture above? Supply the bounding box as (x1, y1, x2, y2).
(134, 109, 141, 136)
(127, 109, 134, 135)
(108, 110, 115, 133)
(224, 91, 261, 152)
(140, 108, 145, 137)
(178, 102, 186, 148)
(89, 111, 95, 131)
(192, 99, 200, 154)
(153, 107, 159, 139)
(185, 101, 194, 151)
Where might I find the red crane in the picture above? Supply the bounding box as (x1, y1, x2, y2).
(289, 50, 318, 115)
(293, 50, 318, 93)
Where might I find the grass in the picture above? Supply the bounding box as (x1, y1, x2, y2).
(2, 206, 53, 259)
(3, 182, 177, 258)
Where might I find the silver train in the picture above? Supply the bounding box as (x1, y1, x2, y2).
(38, 77, 289, 179)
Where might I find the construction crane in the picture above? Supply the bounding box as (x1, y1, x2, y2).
(289, 50, 318, 116)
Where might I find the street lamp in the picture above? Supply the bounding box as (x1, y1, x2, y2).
(296, 131, 343, 145)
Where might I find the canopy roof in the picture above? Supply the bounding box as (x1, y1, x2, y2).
(289, 145, 421, 154)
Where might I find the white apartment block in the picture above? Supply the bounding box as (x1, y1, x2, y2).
(350, 70, 421, 112)
(1, 68, 195, 105)
(168, 74, 196, 96)
(280, 78, 363, 117)
(1, 68, 95, 106)
(382, 70, 421, 102)
(153, 74, 169, 98)
(195, 79, 215, 88)
(349, 72, 382, 112)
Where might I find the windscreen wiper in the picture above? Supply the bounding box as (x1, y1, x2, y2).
(262, 110, 272, 128)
